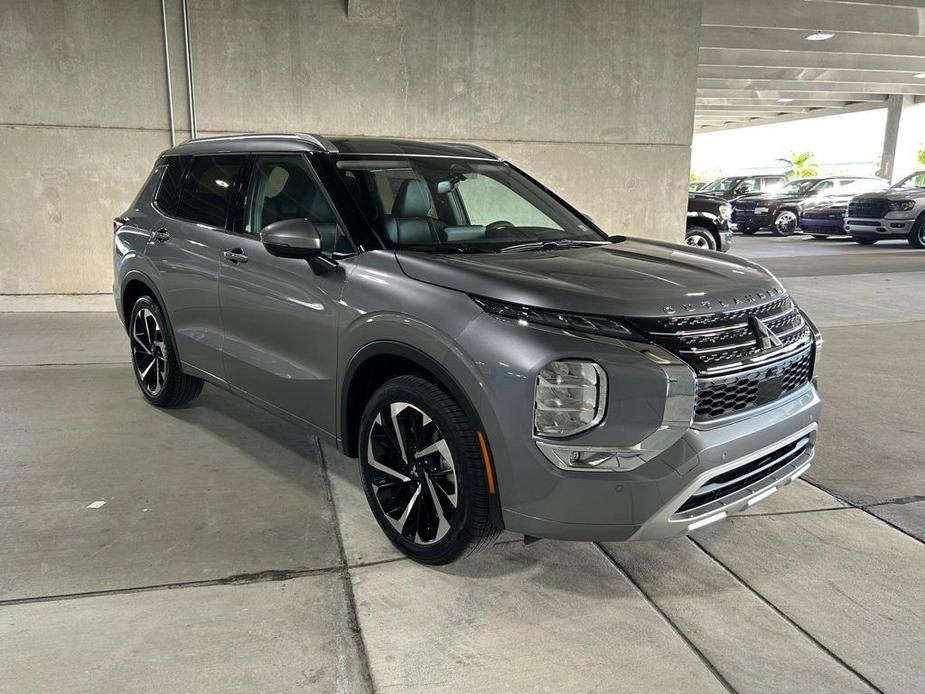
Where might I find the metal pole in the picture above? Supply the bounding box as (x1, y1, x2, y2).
(181, 0, 197, 139)
(160, 0, 176, 146)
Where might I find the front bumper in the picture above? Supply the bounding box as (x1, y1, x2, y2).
(501, 384, 821, 542)
(846, 216, 915, 239)
(801, 216, 848, 236)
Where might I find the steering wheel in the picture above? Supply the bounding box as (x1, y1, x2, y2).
(485, 220, 514, 232)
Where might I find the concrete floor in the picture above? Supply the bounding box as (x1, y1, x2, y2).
(2, 234, 924, 693)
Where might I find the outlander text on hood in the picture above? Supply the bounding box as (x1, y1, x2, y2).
(113, 134, 823, 564)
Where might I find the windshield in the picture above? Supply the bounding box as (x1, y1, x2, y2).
(334, 156, 604, 251)
(701, 177, 740, 193)
(893, 172, 925, 189)
(778, 179, 818, 195)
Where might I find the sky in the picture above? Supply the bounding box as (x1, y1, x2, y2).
(690, 103, 925, 183)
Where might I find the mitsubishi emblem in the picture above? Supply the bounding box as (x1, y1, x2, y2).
(749, 316, 783, 350)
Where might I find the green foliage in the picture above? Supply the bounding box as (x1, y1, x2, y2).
(918, 146, 925, 167)
(777, 151, 820, 178)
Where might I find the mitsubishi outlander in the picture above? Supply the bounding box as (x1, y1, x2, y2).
(113, 134, 822, 564)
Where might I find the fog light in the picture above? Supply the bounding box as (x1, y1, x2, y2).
(534, 360, 606, 437)
(536, 441, 649, 472)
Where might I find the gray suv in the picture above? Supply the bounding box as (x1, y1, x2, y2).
(113, 134, 823, 564)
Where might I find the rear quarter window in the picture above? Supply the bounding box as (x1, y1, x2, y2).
(154, 155, 191, 215)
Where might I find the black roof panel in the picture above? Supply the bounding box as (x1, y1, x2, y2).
(164, 133, 500, 160)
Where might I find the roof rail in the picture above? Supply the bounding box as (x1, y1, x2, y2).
(183, 132, 338, 152)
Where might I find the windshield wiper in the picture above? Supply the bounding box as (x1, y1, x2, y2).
(498, 239, 608, 253)
(400, 244, 494, 254)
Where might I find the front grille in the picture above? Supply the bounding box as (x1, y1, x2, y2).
(630, 294, 812, 375)
(848, 199, 888, 219)
(694, 348, 813, 421)
(676, 435, 811, 515)
(629, 293, 815, 421)
(734, 199, 758, 213)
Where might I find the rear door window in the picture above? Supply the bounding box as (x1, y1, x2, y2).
(175, 155, 247, 229)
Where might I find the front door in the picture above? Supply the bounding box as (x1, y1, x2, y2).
(218, 153, 351, 435)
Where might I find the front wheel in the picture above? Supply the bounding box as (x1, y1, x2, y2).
(908, 218, 925, 248)
(129, 296, 203, 407)
(685, 225, 717, 250)
(358, 374, 501, 564)
(771, 210, 799, 236)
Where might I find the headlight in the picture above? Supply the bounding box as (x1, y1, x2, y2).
(472, 296, 642, 340)
(534, 360, 606, 437)
(888, 200, 916, 212)
(719, 204, 732, 219)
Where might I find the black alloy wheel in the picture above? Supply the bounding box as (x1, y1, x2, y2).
(128, 296, 203, 407)
(358, 375, 501, 564)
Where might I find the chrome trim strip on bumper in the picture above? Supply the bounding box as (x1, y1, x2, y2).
(629, 421, 817, 541)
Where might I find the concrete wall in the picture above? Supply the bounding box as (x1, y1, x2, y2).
(0, 0, 702, 294)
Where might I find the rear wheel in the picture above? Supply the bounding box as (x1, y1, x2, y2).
(129, 296, 203, 407)
(685, 225, 717, 250)
(358, 374, 500, 564)
(853, 237, 878, 246)
(771, 210, 799, 236)
(908, 218, 925, 249)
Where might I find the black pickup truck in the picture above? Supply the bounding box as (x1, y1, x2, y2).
(698, 174, 788, 201)
(686, 193, 732, 252)
(732, 177, 887, 236)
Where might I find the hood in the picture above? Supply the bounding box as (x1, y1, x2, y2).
(853, 187, 925, 201)
(395, 239, 781, 318)
(747, 192, 807, 206)
(689, 192, 727, 206)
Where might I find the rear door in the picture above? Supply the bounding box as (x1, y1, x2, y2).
(218, 153, 352, 434)
(146, 153, 247, 379)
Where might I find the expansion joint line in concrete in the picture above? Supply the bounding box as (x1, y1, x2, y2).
(685, 537, 883, 694)
(802, 479, 925, 549)
(315, 436, 377, 694)
(592, 543, 738, 694)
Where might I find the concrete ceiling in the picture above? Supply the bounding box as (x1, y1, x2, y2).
(696, 0, 925, 132)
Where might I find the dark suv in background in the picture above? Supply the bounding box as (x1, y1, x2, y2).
(733, 176, 887, 236)
(699, 174, 788, 201)
(113, 133, 822, 564)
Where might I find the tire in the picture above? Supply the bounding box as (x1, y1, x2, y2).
(853, 238, 878, 246)
(738, 225, 758, 235)
(685, 225, 717, 251)
(908, 217, 925, 249)
(358, 374, 501, 564)
(771, 210, 799, 236)
(129, 296, 203, 407)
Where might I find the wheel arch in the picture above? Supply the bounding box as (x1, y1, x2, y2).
(119, 271, 182, 361)
(340, 340, 504, 526)
(686, 214, 720, 247)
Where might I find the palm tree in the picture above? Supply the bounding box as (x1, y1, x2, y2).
(777, 151, 820, 178)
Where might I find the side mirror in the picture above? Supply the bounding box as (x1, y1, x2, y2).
(260, 218, 322, 259)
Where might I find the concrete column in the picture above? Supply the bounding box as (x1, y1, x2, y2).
(879, 95, 914, 182)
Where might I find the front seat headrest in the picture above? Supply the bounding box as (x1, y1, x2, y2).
(392, 179, 431, 218)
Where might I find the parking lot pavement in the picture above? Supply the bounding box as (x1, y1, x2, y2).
(3, 234, 925, 691)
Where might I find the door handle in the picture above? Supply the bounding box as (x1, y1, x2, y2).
(222, 249, 249, 264)
(151, 228, 170, 242)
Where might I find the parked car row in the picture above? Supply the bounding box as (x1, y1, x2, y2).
(694, 170, 925, 249)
